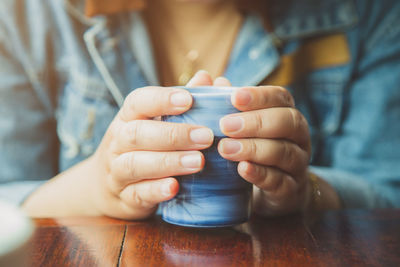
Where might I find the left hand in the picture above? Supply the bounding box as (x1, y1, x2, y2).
(190, 71, 311, 216)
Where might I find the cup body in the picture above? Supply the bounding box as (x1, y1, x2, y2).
(161, 87, 252, 227)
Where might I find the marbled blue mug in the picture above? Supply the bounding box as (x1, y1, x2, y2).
(161, 87, 253, 227)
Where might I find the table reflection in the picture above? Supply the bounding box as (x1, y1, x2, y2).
(30, 212, 400, 266)
(161, 224, 255, 266)
(31, 218, 125, 267)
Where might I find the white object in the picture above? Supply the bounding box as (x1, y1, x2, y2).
(0, 200, 34, 267)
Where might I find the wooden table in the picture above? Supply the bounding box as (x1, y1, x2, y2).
(30, 210, 400, 266)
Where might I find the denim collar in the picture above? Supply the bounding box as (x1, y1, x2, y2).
(67, 0, 358, 105)
(269, 0, 358, 40)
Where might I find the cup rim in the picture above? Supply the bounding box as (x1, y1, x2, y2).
(179, 86, 237, 96)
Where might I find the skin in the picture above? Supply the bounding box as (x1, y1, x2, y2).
(22, 71, 340, 219)
(22, 0, 341, 218)
(212, 75, 341, 215)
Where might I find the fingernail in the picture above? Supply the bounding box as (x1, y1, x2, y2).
(235, 89, 252, 105)
(221, 140, 242, 154)
(196, 70, 209, 76)
(220, 116, 244, 133)
(181, 153, 202, 169)
(170, 91, 192, 107)
(190, 128, 213, 145)
(161, 182, 172, 197)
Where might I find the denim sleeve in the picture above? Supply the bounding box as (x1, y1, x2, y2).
(0, 5, 59, 205)
(314, 1, 400, 208)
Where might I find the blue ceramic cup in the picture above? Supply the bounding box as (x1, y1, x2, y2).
(161, 86, 252, 227)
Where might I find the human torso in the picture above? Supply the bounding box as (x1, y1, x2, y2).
(142, 0, 243, 86)
(4, 0, 400, 209)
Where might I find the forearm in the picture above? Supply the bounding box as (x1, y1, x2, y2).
(21, 157, 100, 217)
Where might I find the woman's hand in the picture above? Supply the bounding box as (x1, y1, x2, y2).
(209, 74, 340, 215)
(218, 85, 311, 216)
(22, 70, 339, 219)
(88, 73, 218, 220)
(22, 71, 215, 219)
(187, 71, 313, 215)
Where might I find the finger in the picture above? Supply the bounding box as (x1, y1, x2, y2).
(231, 86, 295, 111)
(119, 177, 179, 218)
(218, 138, 309, 176)
(119, 86, 193, 121)
(219, 108, 311, 153)
(213, 76, 232, 87)
(238, 162, 306, 215)
(110, 151, 204, 189)
(237, 161, 298, 198)
(186, 70, 213, 87)
(111, 120, 214, 154)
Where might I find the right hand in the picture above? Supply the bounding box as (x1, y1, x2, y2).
(87, 79, 215, 220)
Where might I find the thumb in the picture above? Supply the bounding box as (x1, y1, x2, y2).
(213, 76, 232, 87)
(186, 70, 213, 87)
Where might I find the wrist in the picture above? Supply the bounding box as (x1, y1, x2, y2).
(22, 158, 100, 217)
(305, 171, 342, 212)
(306, 172, 322, 212)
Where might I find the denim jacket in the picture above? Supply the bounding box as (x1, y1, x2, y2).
(1, 0, 399, 208)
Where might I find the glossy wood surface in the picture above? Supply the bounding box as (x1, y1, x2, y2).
(31, 217, 126, 267)
(30, 210, 400, 267)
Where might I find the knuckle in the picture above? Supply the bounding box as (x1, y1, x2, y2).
(124, 153, 137, 179)
(106, 172, 120, 194)
(123, 92, 134, 109)
(131, 187, 144, 207)
(120, 92, 138, 120)
(109, 139, 119, 155)
(132, 185, 153, 209)
(271, 172, 287, 194)
(282, 141, 296, 168)
(109, 155, 133, 190)
(159, 153, 175, 172)
(277, 141, 287, 162)
(127, 120, 142, 146)
(251, 166, 266, 186)
(254, 112, 265, 132)
(166, 126, 182, 147)
(288, 109, 310, 151)
(288, 108, 304, 133)
(161, 88, 175, 109)
(123, 183, 155, 210)
(255, 164, 268, 181)
(262, 169, 284, 192)
(249, 140, 259, 159)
